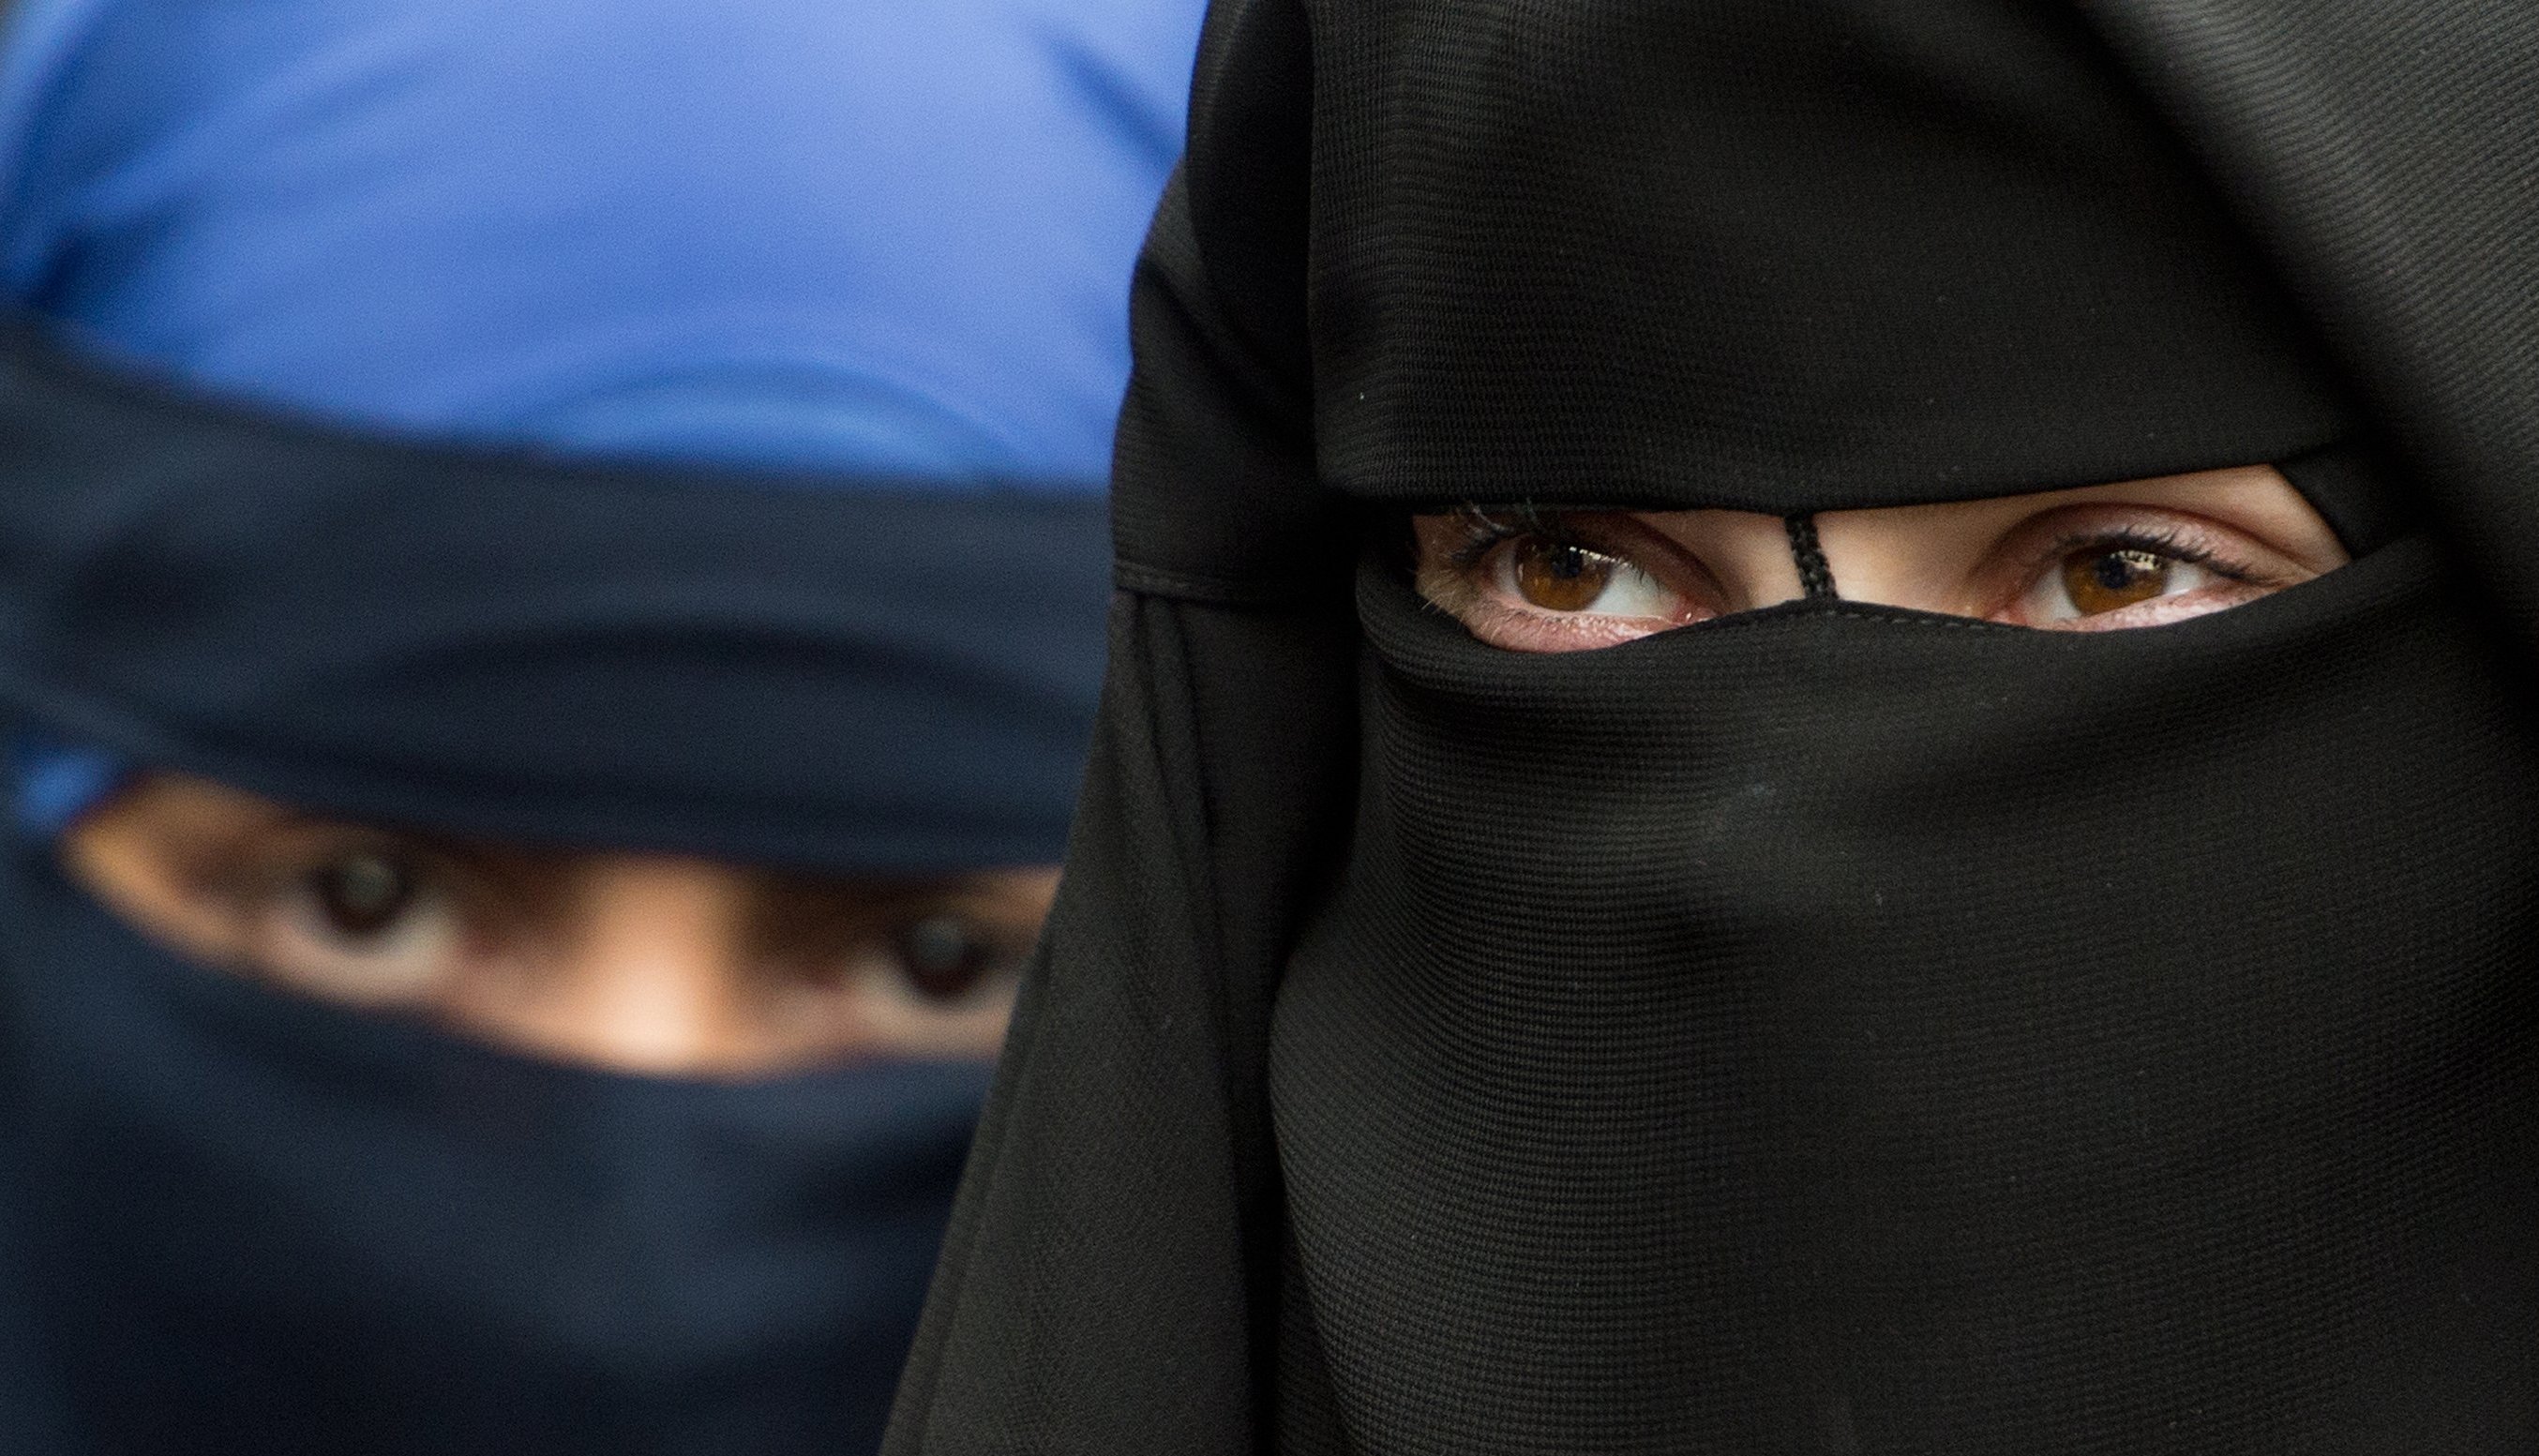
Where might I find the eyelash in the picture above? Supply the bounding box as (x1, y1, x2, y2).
(2024, 522, 2257, 589)
(192, 833, 493, 931)
(1445, 511, 2262, 594)
(1442, 503, 1533, 563)
(1441, 503, 1565, 571)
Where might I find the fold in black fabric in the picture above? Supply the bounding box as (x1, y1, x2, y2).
(890, 1, 2539, 1450)
(0, 319, 1111, 874)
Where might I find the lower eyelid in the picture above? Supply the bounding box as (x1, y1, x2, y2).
(1460, 595, 1699, 652)
(2028, 581, 2268, 632)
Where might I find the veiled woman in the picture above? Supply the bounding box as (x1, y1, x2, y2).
(886, 1, 2539, 1449)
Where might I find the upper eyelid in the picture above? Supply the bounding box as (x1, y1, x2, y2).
(244, 832, 444, 886)
(748, 896, 898, 953)
(2007, 511, 2276, 586)
(1433, 507, 1726, 600)
(1443, 504, 2273, 570)
(1439, 503, 1570, 566)
(193, 829, 511, 925)
(1440, 504, 1635, 553)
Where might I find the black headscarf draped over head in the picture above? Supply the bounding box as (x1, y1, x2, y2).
(890, 0, 2539, 1451)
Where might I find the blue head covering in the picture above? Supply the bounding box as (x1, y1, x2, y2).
(0, 0, 1196, 861)
(0, 0, 1186, 482)
(0, 3, 1200, 1452)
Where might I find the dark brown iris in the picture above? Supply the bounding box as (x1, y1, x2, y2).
(2062, 547, 2171, 616)
(1510, 538, 1619, 612)
(893, 914, 1003, 1003)
(307, 851, 416, 938)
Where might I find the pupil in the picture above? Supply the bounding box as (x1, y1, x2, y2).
(2063, 547, 2171, 615)
(894, 914, 994, 1003)
(2095, 549, 2158, 593)
(1511, 538, 1616, 612)
(311, 852, 413, 938)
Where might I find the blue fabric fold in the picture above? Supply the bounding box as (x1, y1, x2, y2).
(0, 0, 1200, 845)
(0, 0, 1196, 485)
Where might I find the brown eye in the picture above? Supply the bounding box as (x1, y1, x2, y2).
(304, 850, 420, 939)
(2060, 547, 2173, 616)
(890, 914, 1011, 1004)
(1510, 537, 1621, 612)
(1414, 510, 1703, 651)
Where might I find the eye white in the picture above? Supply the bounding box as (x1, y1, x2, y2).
(1585, 559, 1675, 617)
(266, 878, 462, 1001)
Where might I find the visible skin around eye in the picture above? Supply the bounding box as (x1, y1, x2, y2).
(61, 773, 1054, 1078)
(1412, 465, 2351, 653)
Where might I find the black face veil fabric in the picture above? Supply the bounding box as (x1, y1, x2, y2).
(886, 2, 2539, 1452)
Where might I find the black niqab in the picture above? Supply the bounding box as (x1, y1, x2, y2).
(890, 1, 2539, 1451)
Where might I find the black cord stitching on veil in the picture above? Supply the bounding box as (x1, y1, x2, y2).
(1784, 513, 1839, 600)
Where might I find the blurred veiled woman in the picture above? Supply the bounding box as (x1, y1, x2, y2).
(0, 0, 1198, 1449)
